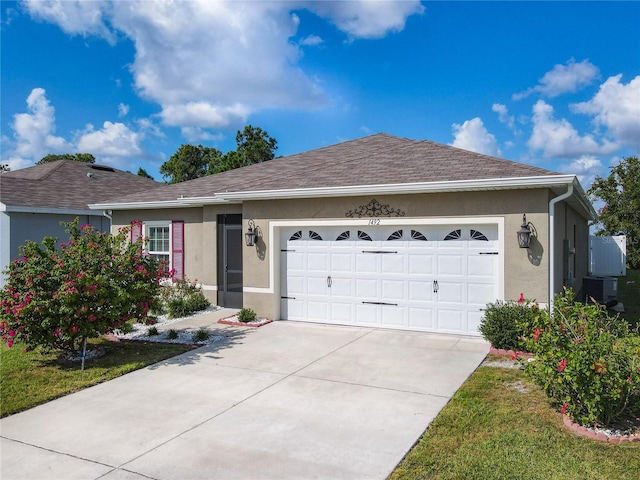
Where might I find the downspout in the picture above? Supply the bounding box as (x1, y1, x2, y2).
(548, 182, 574, 313)
(102, 209, 112, 231)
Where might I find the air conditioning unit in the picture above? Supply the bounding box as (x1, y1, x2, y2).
(582, 276, 618, 304)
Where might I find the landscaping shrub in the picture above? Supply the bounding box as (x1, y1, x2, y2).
(147, 326, 159, 336)
(479, 297, 538, 351)
(167, 329, 179, 340)
(237, 307, 257, 323)
(192, 328, 210, 343)
(521, 288, 640, 427)
(160, 277, 210, 318)
(0, 219, 166, 354)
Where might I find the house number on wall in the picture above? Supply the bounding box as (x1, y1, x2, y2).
(368, 219, 381, 225)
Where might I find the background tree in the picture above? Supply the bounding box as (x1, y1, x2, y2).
(0, 164, 9, 173)
(137, 167, 154, 180)
(37, 153, 96, 164)
(159, 144, 223, 184)
(160, 125, 278, 182)
(588, 156, 640, 268)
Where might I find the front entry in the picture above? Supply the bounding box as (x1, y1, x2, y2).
(217, 214, 243, 308)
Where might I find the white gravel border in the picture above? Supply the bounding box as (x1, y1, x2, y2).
(113, 305, 225, 345)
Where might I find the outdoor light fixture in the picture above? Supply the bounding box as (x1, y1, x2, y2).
(517, 214, 532, 249)
(245, 219, 258, 247)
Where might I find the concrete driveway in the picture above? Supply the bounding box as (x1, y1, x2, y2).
(0, 321, 489, 480)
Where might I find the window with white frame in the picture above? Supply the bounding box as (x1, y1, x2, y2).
(145, 223, 171, 268)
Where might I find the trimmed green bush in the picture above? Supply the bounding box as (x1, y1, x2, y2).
(479, 298, 538, 351)
(161, 277, 210, 318)
(237, 308, 257, 323)
(521, 288, 640, 427)
(192, 328, 210, 343)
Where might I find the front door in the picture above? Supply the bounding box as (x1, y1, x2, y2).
(217, 215, 243, 308)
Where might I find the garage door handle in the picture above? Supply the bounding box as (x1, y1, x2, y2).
(327, 276, 332, 287)
(433, 280, 439, 293)
(362, 250, 398, 254)
(362, 301, 398, 306)
(479, 252, 499, 255)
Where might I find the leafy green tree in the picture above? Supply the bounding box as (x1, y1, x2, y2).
(37, 153, 96, 164)
(137, 167, 154, 180)
(159, 144, 223, 184)
(0, 220, 166, 354)
(0, 164, 9, 173)
(160, 125, 278, 182)
(588, 156, 640, 268)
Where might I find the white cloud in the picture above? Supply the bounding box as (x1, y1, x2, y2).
(306, 0, 424, 39)
(118, 103, 130, 117)
(1, 89, 144, 170)
(492, 103, 515, 130)
(450, 117, 501, 156)
(527, 100, 617, 158)
(22, 0, 423, 135)
(300, 34, 323, 46)
(180, 126, 224, 143)
(557, 155, 604, 190)
(76, 121, 142, 158)
(513, 58, 599, 100)
(3, 88, 71, 170)
(572, 74, 640, 151)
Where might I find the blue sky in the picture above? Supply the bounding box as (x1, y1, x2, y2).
(2, 1, 639, 190)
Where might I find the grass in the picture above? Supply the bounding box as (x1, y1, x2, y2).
(390, 364, 640, 480)
(617, 269, 640, 329)
(0, 338, 195, 418)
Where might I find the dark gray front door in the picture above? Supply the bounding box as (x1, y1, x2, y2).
(217, 215, 243, 308)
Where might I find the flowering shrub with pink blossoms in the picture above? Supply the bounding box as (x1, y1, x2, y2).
(520, 288, 640, 427)
(0, 219, 167, 354)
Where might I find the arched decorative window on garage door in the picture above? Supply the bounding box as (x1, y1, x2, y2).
(309, 231, 323, 240)
(289, 230, 302, 241)
(411, 230, 428, 241)
(387, 229, 403, 240)
(470, 229, 489, 241)
(336, 231, 350, 241)
(357, 230, 373, 241)
(443, 229, 461, 240)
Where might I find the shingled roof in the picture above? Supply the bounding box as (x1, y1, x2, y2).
(1, 161, 161, 211)
(93, 133, 564, 206)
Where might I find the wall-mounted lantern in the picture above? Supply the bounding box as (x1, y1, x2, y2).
(245, 219, 259, 247)
(517, 214, 532, 249)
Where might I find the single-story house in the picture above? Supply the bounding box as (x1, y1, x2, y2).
(90, 133, 596, 336)
(0, 160, 160, 287)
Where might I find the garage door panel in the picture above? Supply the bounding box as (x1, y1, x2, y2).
(468, 255, 497, 277)
(409, 308, 434, 329)
(283, 251, 304, 271)
(330, 302, 353, 323)
(408, 254, 435, 275)
(381, 279, 405, 301)
(281, 298, 304, 320)
(355, 304, 379, 326)
(381, 254, 404, 274)
(381, 306, 404, 326)
(356, 278, 378, 298)
(307, 252, 328, 271)
(437, 255, 464, 276)
(438, 282, 464, 303)
(467, 310, 484, 333)
(468, 283, 496, 305)
(437, 309, 464, 333)
(330, 277, 353, 297)
(330, 252, 353, 273)
(307, 277, 328, 296)
(409, 281, 434, 302)
(307, 301, 328, 322)
(355, 254, 378, 273)
(286, 276, 305, 295)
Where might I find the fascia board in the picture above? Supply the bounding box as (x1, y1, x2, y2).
(3, 205, 98, 215)
(215, 175, 578, 201)
(89, 200, 188, 210)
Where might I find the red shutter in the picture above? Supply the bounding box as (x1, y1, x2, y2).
(172, 220, 185, 281)
(130, 221, 142, 243)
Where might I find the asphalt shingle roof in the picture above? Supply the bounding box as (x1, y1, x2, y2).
(0, 161, 162, 210)
(98, 133, 560, 205)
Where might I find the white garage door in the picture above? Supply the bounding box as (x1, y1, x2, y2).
(280, 224, 500, 335)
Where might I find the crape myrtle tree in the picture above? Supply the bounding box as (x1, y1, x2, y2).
(588, 156, 640, 269)
(0, 219, 167, 354)
(160, 125, 278, 184)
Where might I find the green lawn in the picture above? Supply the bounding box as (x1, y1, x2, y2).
(390, 364, 640, 480)
(0, 338, 195, 417)
(618, 269, 640, 329)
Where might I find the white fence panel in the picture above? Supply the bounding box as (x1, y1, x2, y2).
(589, 235, 626, 276)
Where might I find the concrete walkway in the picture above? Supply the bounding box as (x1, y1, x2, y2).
(1, 311, 489, 480)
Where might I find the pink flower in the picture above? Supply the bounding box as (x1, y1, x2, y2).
(7, 339, 13, 348)
(8, 330, 15, 337)
(532, 328, 542, 342)
(560, 402, 568, 415)
(594, 360, 607, 375)
(70, 325, 80, 334)
(518, 293, 525, 305)
(558, 359, 567, 372)
(510, 352, 520, 361)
